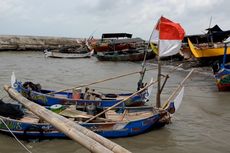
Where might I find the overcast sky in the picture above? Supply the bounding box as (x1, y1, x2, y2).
(0, 0, 229, 39)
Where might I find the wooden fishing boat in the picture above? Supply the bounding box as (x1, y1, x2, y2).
(44, 50, 92, 59)
(187, 38, 230, 58)
(88, 33, 146, 53)
(180, 25, 230, 59)
(96, 49, 155, 61)
(0, 99, 177, 138)
(13, 81, 149, 107)
(212, 38, 230, 91)
(1, 16, 192, 141)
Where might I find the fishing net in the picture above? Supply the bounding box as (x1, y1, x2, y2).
(0, 100, 24, 119)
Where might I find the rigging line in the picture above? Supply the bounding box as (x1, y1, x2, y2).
(0, 118, 32, 153)
(47, 67, 158, 95)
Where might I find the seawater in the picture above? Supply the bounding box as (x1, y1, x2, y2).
(0, 51, 229, 153)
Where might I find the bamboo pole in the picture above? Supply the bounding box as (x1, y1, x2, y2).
(85, 63, 183, 123)
(162, 69, 194, 109)
(156, 57, 161, 108)
(84, 79, 159, 123)
(48, 68, 157, 95)
(4, 85, 131, 153)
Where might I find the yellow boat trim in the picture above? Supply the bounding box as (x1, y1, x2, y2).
(187, 38, 230, 58)
(150, 43, 158, 55)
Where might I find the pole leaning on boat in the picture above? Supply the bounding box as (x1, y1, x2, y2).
(3, 85, 131, 153)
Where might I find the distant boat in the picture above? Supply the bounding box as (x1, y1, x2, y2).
(187, 38, 230, 58)
(96, 49, 155, 61)
(212, 38, 230, 91)
(44, 50, 92, 59)
(88, 33, 146, 53)
(181, 25, 230, 59)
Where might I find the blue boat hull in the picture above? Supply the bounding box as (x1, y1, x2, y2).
(0, 113, 165, 139)
(15, 81, 147, 107)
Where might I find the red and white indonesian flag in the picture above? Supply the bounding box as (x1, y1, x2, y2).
(151, 16, 185, 57)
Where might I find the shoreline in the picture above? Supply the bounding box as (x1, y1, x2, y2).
(0, 35, 82, 51)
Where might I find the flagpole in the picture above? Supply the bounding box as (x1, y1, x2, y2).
(137, 20, 157, 91)
(156, 17, 162, 108)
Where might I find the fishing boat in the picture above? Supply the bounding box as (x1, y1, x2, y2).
(187, 38, 230, 58)
(96, 49, 155, 61)
(2, 16, 192, 140)
(88, 33, 146, 53)
(12, 80, 149, 107)
(181, 25, 230, 59)
(212, 38, 230, 91)
(0, 98, 177, 138)
(44, 50, 92, 59)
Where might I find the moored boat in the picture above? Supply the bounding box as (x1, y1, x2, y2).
(44, 50, 92, 59)
(0, 98, 177, 138)
(212, 38, 230, 91)
(88, 33, 146, 53)
(1, 16, 192, 141)
(13, 80, 149, 107)
(181, 25, 230, 59)
(96, 49, 155, 61)
(187, 38, 230, 58)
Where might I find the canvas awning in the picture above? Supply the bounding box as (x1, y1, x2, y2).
(101, 33, 132, 39)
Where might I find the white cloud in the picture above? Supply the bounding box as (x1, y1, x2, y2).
(0, 0, 229, 39)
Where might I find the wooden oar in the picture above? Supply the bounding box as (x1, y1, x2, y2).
(47, 68, 157, 95)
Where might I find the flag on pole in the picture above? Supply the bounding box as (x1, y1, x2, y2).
(152, 16, 185, 57)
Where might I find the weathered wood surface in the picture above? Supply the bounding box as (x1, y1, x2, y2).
(0, 35, 82, 51)
(4, 85, 131, 153)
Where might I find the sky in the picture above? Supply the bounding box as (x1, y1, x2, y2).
(0, 0, 229, 39)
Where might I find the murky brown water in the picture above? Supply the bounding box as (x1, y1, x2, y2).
(0, 51, 230, 153)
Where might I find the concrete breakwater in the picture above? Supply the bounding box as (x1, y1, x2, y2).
(0, 35, 83, 51)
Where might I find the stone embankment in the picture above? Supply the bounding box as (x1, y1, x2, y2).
(0, 35, 82, 51)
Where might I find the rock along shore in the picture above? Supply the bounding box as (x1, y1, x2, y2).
(0, 35, 82, 51)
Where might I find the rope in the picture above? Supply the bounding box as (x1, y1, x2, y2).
(0, 118, 32, 153)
